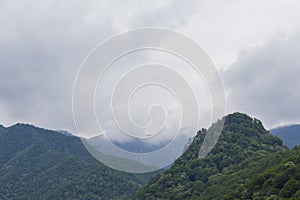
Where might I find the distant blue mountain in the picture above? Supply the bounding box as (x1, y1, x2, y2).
(270, 124, 300, 148)
(89, 136, 169, 153)
(88, 134, 190, 168)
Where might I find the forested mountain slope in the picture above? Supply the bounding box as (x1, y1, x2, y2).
(135, 113, 300, 199)
(0, 124, 154, 200)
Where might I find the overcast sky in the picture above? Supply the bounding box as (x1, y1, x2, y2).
(1, 0, 300, 139)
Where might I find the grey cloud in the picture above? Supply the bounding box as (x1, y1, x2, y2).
(223, 33, 300, 128)
(0, 0, 198, 132)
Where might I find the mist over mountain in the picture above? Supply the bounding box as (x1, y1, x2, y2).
(88, 133, 190, 168)
(1, 1, 300, 199)
(1, 113, 300, 199)
(88, 135, 169, 153)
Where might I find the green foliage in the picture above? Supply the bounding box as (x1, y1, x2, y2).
(0, 124, 156, 199)
(1, 113, 300, 199)
(135, 113, 300, 199)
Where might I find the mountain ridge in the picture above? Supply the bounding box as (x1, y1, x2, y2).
(1, 113, 300, 199)
(134, 112, 298, 199)
(0, 123, 156, 199)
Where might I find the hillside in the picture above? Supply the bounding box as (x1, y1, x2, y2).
(270, 124, 300, 148)
(0, 123, 154, 200)
(1, 113, 300, 199)
(134, 113, 300, 199)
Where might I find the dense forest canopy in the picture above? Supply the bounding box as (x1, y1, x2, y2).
(135, 113, 300, 199)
